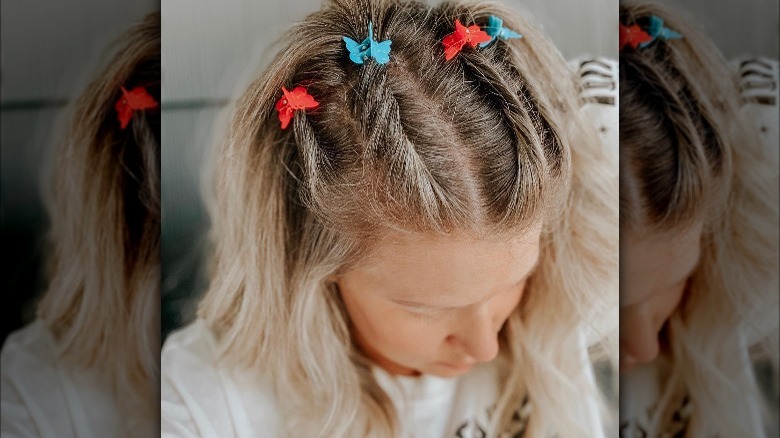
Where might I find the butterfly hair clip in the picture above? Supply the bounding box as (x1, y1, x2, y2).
(619, 23, 652, 50)
(115, 86, 158, 130)
(620, 15, 682, 51)
(275, 85, 319, 130)
(479, 15, 523, 48)
(343, 22, 392, 65)
(639, 15, 682, 48)
(442, 19, 492, 60)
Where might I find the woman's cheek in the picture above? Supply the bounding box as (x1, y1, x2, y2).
(381, 311, 446, 350)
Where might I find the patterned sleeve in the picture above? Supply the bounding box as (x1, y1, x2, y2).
(570, 57, 619, 166)
(733, 57, 779, 166)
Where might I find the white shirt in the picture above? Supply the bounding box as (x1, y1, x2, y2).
(0, 320, 130, 438)
(161, 319, 529, 438)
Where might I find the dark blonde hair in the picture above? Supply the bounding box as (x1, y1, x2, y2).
(619, 3, 731, 231)
(619, 1, 779, 436)
(37, 11, 160, 433)
(200, 0, 617, 436)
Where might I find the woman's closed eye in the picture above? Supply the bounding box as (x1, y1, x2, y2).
(407, 307, 444, 321)
(392, 301, 448, 319)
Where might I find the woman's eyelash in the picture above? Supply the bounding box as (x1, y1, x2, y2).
(410, 310, 441, 321)
(405, 306, 444, 318)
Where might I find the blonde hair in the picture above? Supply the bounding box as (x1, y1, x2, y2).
(619, 1, 779, 436)
(36, 11, 160, 433)
(199, 0, 617, 436)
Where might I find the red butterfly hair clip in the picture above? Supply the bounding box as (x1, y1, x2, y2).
(442, 19, 492, 61)
(115, 86, 158, 130)
(275, 86, 320, 130)
(619, 24, 653, 51)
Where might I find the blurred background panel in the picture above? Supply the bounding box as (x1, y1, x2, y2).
(160, 0, 618, 339)
(655, 0, 778, 58)
(0, 0, 158, 346)
(1, 1, 157, 101)
(617, 0, 778, 435)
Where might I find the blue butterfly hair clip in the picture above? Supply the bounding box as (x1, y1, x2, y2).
(343, 22, 392, 65)
(479, 15, 523, 48)
(638, 15, 682, 48)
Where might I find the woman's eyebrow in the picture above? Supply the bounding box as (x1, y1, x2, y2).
(390, 272, 532, 310)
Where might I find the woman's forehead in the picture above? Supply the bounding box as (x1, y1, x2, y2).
(346, 226, 542, 305)
(619, 224, 702, 306)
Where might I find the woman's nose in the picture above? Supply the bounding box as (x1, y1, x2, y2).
(619, 312, 661, 369)
(448, 305, 500, 363)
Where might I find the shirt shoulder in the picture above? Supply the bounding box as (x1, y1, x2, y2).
(1, 320, 123, 437)
(1, 321, 65, 437)
(161, 320, 282, 438)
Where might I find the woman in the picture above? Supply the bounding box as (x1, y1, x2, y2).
(162, 0, 618, 436)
